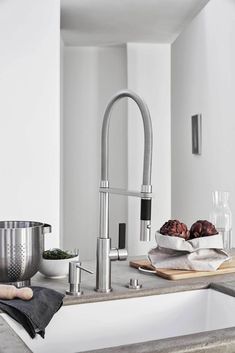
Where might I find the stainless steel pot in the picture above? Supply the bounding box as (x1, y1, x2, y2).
(0, 221, 51, 286)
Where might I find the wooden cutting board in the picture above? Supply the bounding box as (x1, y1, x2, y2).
(129, 258, 235, 280)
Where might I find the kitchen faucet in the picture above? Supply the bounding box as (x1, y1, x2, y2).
(96, 89, 153, 293)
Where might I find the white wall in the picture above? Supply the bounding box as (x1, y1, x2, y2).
(63, 45, 127, 260)
(60, 37, 64, 246)
(0, 0, 61, 248)
(172, 0, 235, 232)
(127, 43, 171, 256)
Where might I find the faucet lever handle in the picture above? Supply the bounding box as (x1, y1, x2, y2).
(118, 223, 126, 249)
(76, 264, 93, 274)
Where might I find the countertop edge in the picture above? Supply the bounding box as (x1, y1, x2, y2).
(63, 282, 209, 305)
(84, 326, 235, 353)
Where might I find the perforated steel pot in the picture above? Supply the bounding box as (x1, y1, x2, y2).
(0, 221, 51, 286)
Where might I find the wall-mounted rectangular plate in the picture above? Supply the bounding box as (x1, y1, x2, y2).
(191, 114, 202, 155)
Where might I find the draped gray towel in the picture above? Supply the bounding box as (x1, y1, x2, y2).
(0, 286, 64, 338)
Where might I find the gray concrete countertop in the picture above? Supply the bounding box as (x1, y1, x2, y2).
(2, 257, 235, 353)
(32, 257, 235, 305)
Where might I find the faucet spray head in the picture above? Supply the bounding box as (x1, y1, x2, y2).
(140, 220, 151, 241)
(140, 198, 151, 241)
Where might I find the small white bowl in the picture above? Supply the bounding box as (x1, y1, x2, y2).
(39, 255, 79, 279)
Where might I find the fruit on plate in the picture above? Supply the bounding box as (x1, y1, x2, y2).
(159, 219, 190, 240)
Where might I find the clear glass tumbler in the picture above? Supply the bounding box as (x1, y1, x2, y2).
(209, 191, 232, 251)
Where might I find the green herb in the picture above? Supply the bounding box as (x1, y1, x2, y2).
(43, 248, 77, 260)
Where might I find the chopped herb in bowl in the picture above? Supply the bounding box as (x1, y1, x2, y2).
(43, 248, 77, 260)
(40, 248, 79, 278)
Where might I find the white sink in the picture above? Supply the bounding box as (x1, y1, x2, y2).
(2, 289, 235, 353)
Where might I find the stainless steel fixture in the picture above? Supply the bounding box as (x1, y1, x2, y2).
(96, 89, 153, 293)
(127, 278, 142, 290)
(66, 260, 93, 296)
(0, 221, 51, 287)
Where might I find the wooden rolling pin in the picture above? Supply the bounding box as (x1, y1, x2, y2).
(0, 285, 33, 300)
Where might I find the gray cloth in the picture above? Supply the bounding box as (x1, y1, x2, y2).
(148, 232, 230, 271)
(0, 286, 64, 338)
(149, 247, 229, 271)
(155, 232, 224, 252)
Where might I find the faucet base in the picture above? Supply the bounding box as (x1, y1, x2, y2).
(66, 290, 83, 296)
(95, 288, 112, 293)
(96, 238, 112, 293)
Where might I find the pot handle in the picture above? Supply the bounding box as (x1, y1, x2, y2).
(43, 223, 52, 234)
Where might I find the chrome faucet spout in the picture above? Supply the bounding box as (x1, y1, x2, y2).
(96, 89, 153, 293)
(101, 89, 152, 185)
